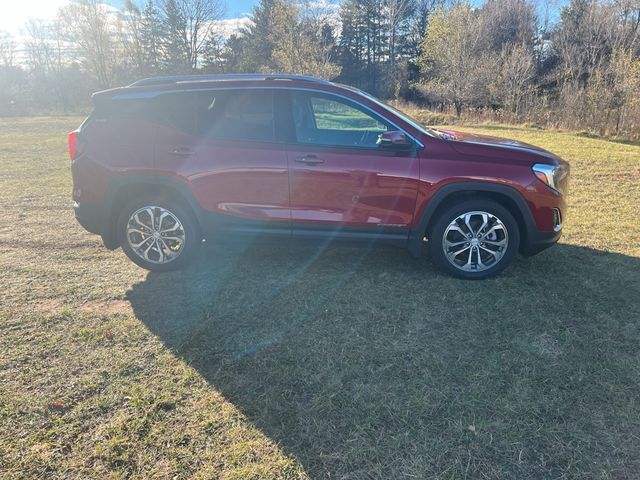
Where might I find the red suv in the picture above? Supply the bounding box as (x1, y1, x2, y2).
(70, 74, 569, 279)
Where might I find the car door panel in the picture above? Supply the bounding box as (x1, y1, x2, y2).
(287, 146, 419, 228)
(188, 140, 290, 223)
(153, 90, 291, 232)
(286, 91, 419, 233)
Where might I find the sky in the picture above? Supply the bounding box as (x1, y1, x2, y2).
(0, 0, 73, 34)
(0, 0, 564, 37)
(226, 0, 259, 17)
(0, 0, 259, 35)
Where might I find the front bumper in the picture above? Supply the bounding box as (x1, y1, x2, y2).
(521, 227, 562, 256)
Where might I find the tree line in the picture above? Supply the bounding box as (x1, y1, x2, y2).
(0, 0, 638, 138)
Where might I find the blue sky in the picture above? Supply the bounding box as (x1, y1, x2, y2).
(113, 0, 259, 18)
(226, 0, 259, 18)
(107, 0, 259, 18)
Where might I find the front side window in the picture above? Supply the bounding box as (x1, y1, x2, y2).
(291, 92, 391, 148)
(194, 90, 275, 142)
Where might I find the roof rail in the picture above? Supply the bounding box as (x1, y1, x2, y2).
(128, 74, 333, 88)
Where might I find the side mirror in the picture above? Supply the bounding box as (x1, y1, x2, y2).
(377, 130, 413, 150)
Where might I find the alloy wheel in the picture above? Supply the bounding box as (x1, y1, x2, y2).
(125, 206, 186, 264)
(441, 210, 509, 272)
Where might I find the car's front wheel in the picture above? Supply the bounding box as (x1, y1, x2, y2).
(428, 199, 520, 279)
(117, 198, 200, 271)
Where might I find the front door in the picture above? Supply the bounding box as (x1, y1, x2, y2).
(285, 91, 419, 239)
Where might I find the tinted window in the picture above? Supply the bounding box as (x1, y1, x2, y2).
(194, 90, 275, 142)
(96, 98, 153, 121)
(151, 93, 195, 133)
(291, 92, 390, 148)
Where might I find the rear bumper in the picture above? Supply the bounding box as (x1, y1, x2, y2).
(74, 201, 105, 235)
(74, 201, 119, 249)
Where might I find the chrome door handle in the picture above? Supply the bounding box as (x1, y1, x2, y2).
(294, 155, 324, 166)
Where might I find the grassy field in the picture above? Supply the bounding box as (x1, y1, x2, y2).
(1, 116, 639, 479)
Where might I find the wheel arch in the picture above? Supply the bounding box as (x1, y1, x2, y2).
(407, 182, 537, 257)
(101, 175, 203, 249)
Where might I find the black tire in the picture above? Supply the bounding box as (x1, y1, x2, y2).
(117, 196, 201, 272)
(428, 198, 520, 279)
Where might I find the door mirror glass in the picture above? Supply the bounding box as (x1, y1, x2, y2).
(377, 130, 413, 150)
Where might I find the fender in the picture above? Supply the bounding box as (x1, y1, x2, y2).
(406, 181, 537, 258)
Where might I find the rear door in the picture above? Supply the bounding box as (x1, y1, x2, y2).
(285, 90, 420, 239)
(153, 89, 291, 235)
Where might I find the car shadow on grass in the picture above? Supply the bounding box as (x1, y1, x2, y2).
(127, 239, 640, 478)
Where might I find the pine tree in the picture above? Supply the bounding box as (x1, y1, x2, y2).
(201, 35, 224, 72)
(338, 0, 389, 94)
(161, 0, 189, 73)
(220, 35, 247, 73)
(240, 0, 286, 71)
(140, 0, 163, 74)
(237, 0, 339, 78)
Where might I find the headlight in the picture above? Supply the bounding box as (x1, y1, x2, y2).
(532, 163, 569, 193)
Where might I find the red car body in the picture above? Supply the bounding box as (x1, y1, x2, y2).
(71, 75, 568, 272)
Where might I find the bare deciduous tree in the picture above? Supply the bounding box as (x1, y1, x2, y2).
(493, 43, 536, 115)
(160, 0, 224, 70)
(0, 30, 16, 67)
(552, 0, 640, 133)
(419, 4, 490, 116)
(58, 0, 121, 87)
(480, 0, 537, 51)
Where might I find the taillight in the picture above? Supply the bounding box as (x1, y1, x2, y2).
(68, 130, 86, 160)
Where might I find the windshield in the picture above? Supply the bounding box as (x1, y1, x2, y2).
(342, 85, 440, 139)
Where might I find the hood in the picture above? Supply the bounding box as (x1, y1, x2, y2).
(434, 129, 557, 162)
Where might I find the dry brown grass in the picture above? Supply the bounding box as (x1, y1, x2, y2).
(1, 116, 639, 479)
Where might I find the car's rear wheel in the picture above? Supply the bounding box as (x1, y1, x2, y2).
(428, 199, 519, 279)
(117, 198, 200, 271)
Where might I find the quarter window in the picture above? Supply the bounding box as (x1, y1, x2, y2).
(291, 92, 391, 148)
(97, 98, 154, 122)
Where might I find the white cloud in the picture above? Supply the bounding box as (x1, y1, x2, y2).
(0, 0, 72, 35)
(215, 16, 253, 39)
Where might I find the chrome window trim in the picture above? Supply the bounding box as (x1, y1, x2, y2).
(111, 86, 425, 149)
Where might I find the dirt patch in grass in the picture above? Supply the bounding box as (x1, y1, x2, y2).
(79, 299, 132, 316)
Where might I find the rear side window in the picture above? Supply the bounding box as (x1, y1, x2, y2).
(151, 93, 195, 133)
(193, 90, 275, 142)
